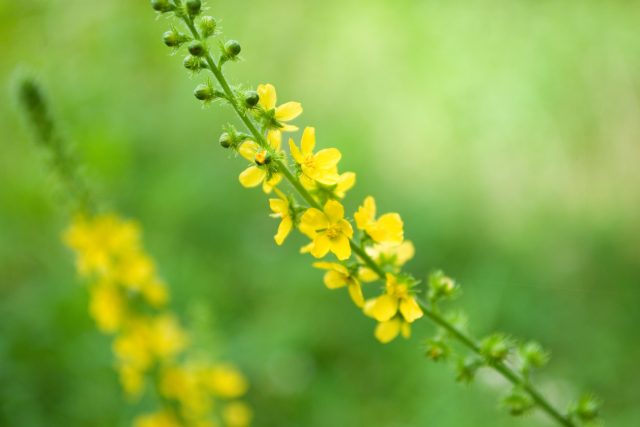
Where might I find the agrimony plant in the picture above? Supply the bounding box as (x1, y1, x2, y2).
(17, 77, 252, 427)
(148, 1, 601, 426)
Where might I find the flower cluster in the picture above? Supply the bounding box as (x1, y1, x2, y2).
(144, 1, 602, 425)
(64, 213, 251, 427)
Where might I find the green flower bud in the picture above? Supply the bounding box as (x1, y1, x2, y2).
(194, 84, 214, 101)
(163, 30, 188, 48)
(151, 0, 173, 13)
(519, 341, 549, 370)
(502, 388, 534, 416)
(199, 16, 217, 38)
(183, 54, 204, 71)
(186, 0, 201, 16)
(224, 40, 241, 57)
(425, 337, 450, 362)
(480, 333, 512, 363)
(571, 395, 601, 422)
(244, 90, 259, 108)
(455, 356, 483, 384)
(219, 132, 233, 148)
(188, 40, 205, 57)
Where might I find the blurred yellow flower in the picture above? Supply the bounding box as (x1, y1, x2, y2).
(205, 363, 249, 398)
(289, 127, 341, 185)
(354, 196, 404, 244)
(312, 261, 364, 307)
(358, 241, 415, 281)
(222, 402, 253, 427)
(88, 280, 125, 333)
(299, 200, 353, 260)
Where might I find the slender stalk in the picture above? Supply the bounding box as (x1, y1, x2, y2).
(179, 13, 575, 427)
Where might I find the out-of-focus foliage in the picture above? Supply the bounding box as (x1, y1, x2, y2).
(1, 1, 639, 426)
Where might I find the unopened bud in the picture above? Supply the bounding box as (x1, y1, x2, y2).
(151, 0, 173, 13)
(194, 84, 214, 101)
(219, 132, 233, 148)
(244, 90, 259, 108)
(199, 16, 217, 38)
(163, 30, 188, 48)
(183, 54, 204, 71)
(480, 333, 512, 363)
(186, 0, 201, 16)
(224, 40, 241, 57)
(188, 40, 205, 57)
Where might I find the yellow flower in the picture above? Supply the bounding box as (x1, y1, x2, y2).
(257, 83, 302, 132)
(354, 196, 404, 244)
(160, 364, 211, 419)
(222, 402, 253, 427)
(364, 273, 423, 323)
(312, 261, 364, 307)
(269, 192, 293, 245)
(289, 127, 341, 185)
(358, 241, 415, 281)
(205, 363, 249, 398)
(374, 317, 412, 344)
(140, 279, 169, 308)
(238, 132, 282, 193)
(64, 214, 141, 276)
(118, 364, 145, 398)
(301, 171, 356, 200)
(299, 200, 353, 260)
(89, 280, 125, 333)
(149, 314, 189, 359)
(133, 410, 180, 427)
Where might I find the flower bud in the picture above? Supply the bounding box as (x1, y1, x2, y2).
(224, 40, 241, 57)
(519, 341, 549, 370)
(571, 395, 600, 422)
(183, 54, 204, 71)
(163, 30, 187, 48)
(425, 337, 449, 362)
(194, 84, 214, 101)
(244, 90, 259, 108)
(188, 40, 205, 57)
(502, 388, 534, 416)
(186, 0, 201, 16)
(219, 132, 233, 148)
(199, 16, 217, 38)
(151, 0, 173, 13)
(480, 333, 512, 363)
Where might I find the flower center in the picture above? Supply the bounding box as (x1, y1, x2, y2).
(255, 151, 269, 165)
(303, 155, 316, 170)
(326, 224, 341, 239)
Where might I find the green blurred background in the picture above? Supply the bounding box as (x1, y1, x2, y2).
(1, 0, 639, 426)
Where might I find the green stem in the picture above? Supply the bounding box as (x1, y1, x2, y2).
(180, 13, 575, 427)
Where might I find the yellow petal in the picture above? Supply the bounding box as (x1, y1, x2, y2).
(257, 83, 276, 110)
(335, 172, 356, 197)
(330, 234, 352, 261)
(399, 297, 424, 323)
(300, 208, 329, 233)
(310, 233, 331, 258)
(354, 196, 376, 230)
(396, 241, 415, 265)
(375, 319, 401, 344)
(239, 166, 266, 188)
(364, 294, 398, 322)
(401, 321, 412, 339)
(267, 130, 282, 151)
(314, 148, 341, 170)
(313, 261, 348, 275)
(323, 270, 347, 289)
(338, 219, 354, 239)
(280, 123, 299, 132)
(300, 242, 314, 254)
(288, 138, 304, 164)
(238, 141, 259, 162)
(348, 283, 365, 307)
(262, 173, 282, 193)
(275, 102, 303, 122)
(269, 198, 288, 216)
(274, 217, 292, 245)
(369, 213, 404, 243)
(300, 127, 315, 155)
(323, 200, 344, 223)
(358, 267, 379, 283)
